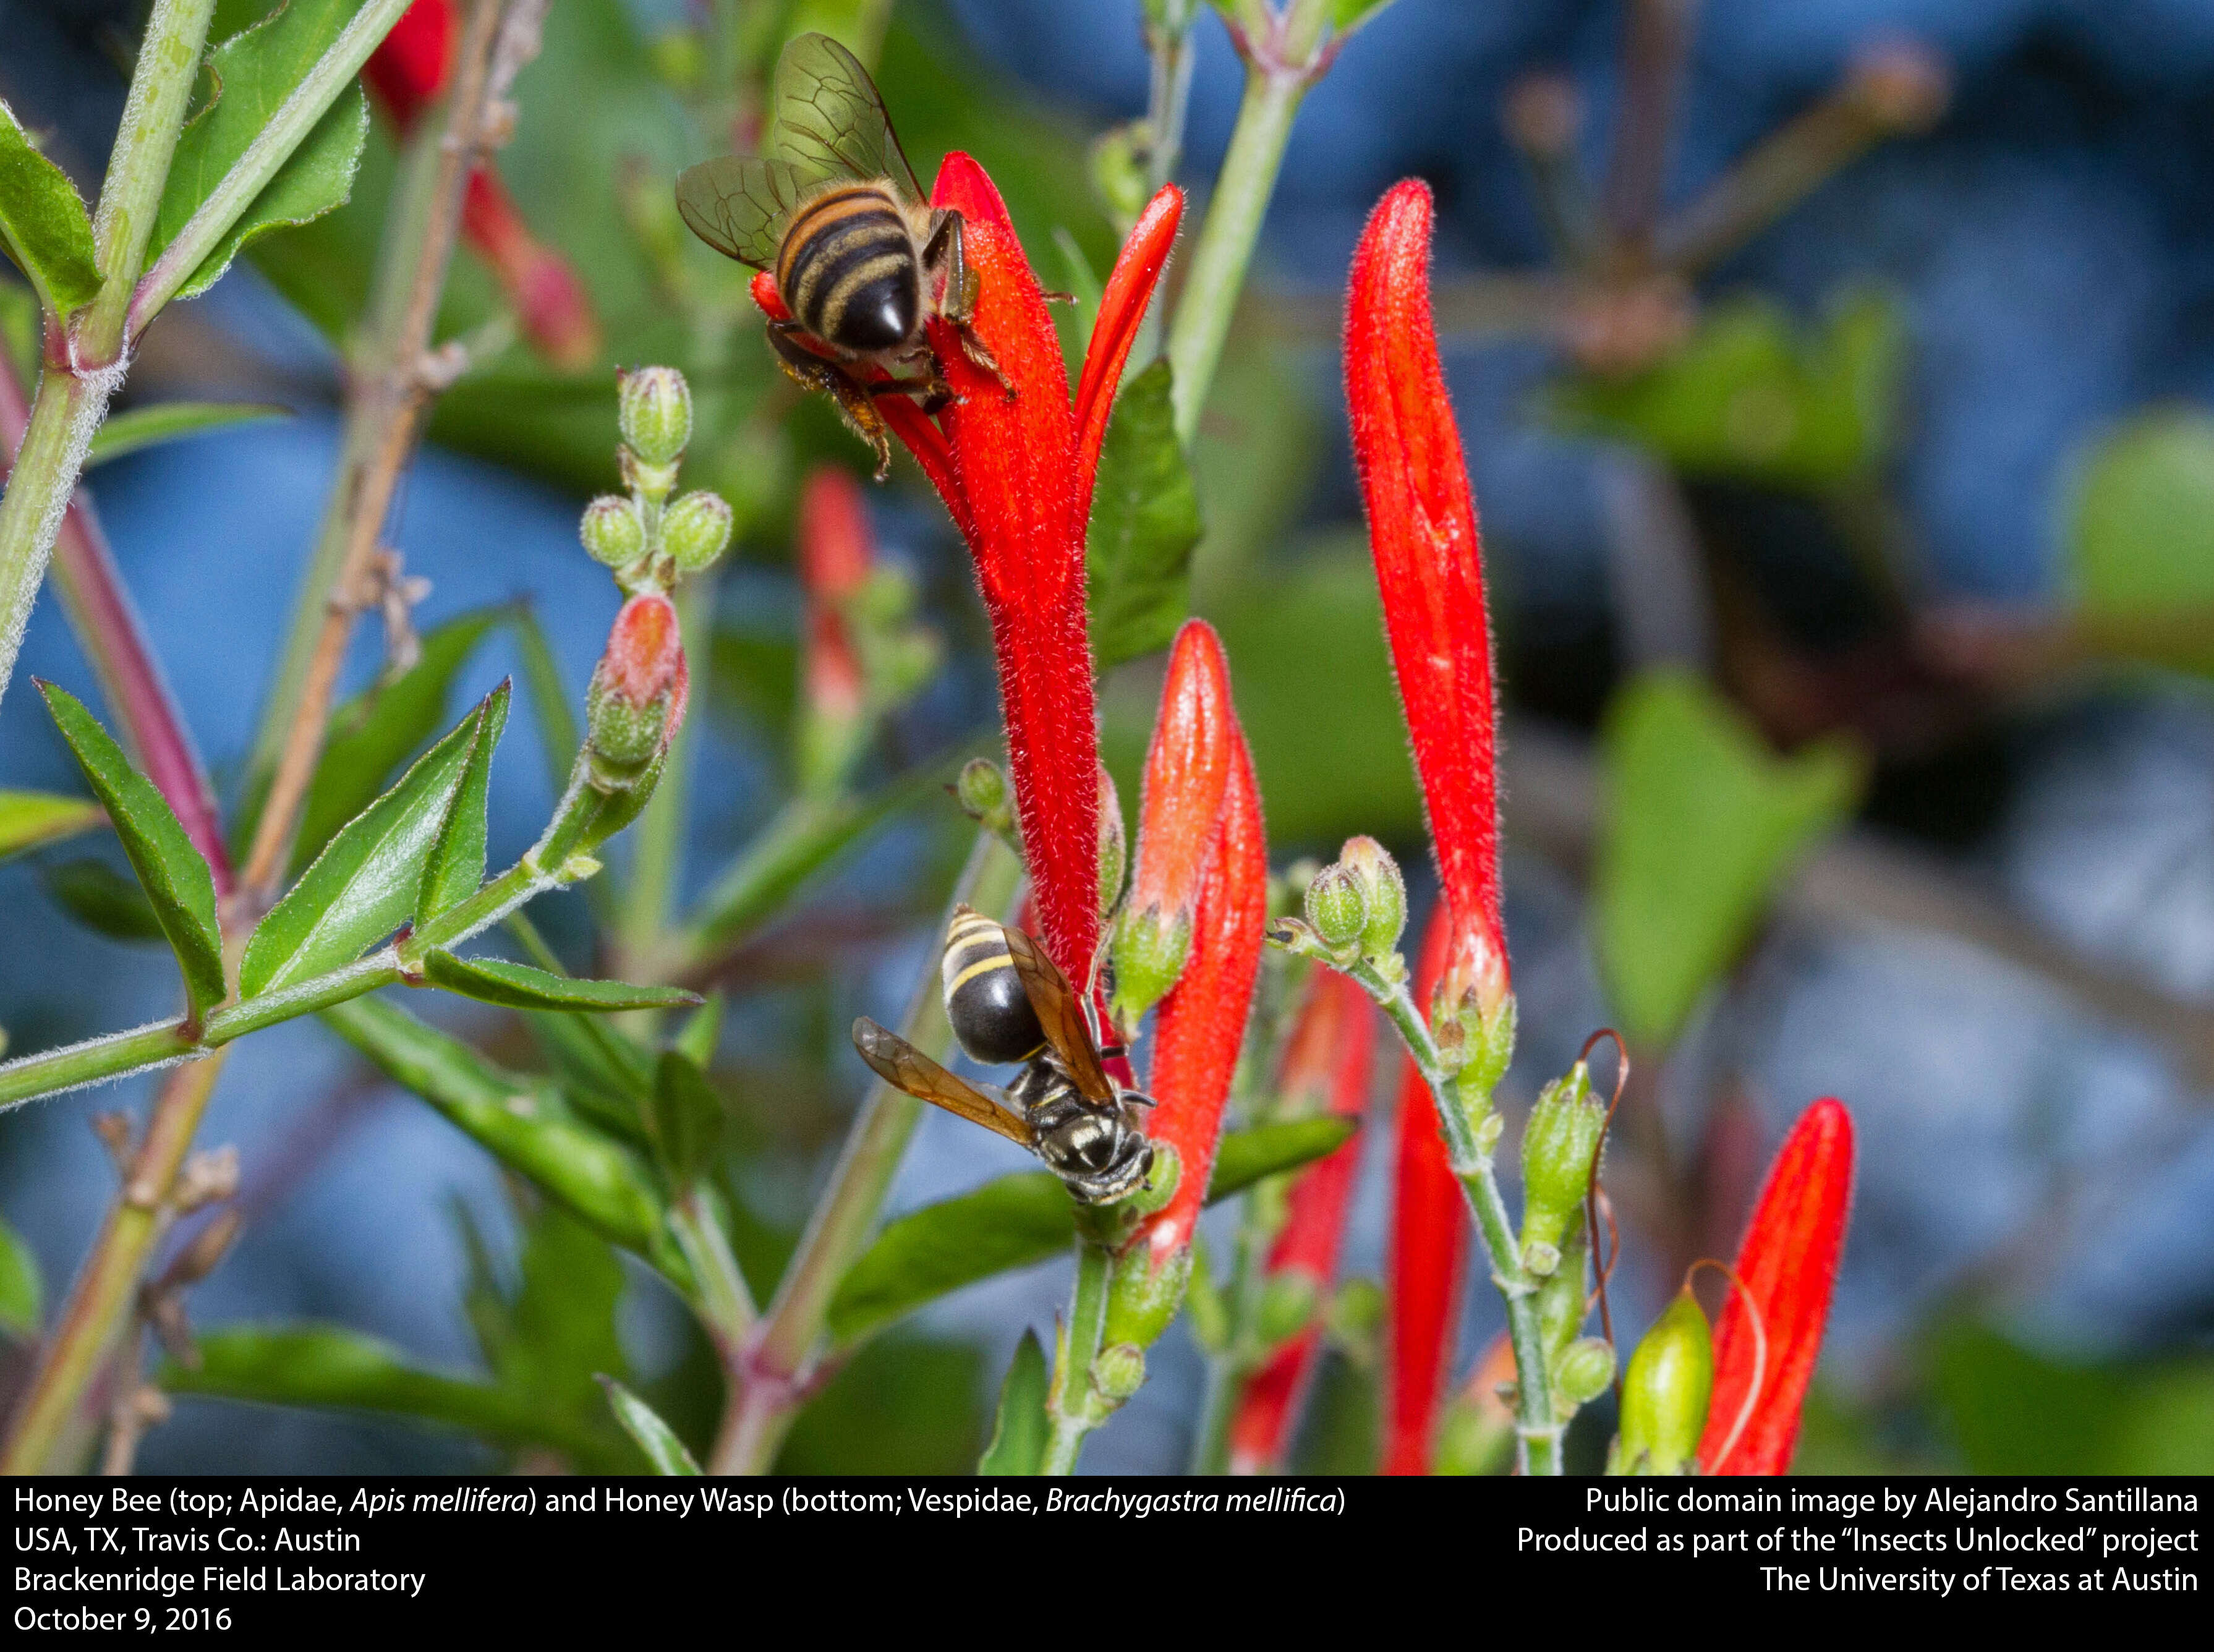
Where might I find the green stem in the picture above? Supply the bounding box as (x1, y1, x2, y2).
(1162, 0, 1340, 446)
(127, 0, 417, 334)
(672, 1190, 755, 1351)
(710, 830, 1022, 1473)
(0, 368, 114, 713)
(1355, 963, 1562, 1474)
(1041, 1227, 1115, 1476)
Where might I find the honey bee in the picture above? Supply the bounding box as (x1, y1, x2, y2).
(675, 33, 1003, 478)
(852, 905, 1156, 1205)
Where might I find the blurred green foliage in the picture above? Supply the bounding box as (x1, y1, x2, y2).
(2069, 408, 2214, 674)
(1551, 289, 1905, 492)
(1596, 670, 1864, 1049)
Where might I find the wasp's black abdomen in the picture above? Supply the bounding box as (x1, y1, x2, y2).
(778, 182, 922, 356)
(941, 908, 1045, 1067)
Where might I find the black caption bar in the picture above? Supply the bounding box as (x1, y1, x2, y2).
(8, 1475, 2207, 1629)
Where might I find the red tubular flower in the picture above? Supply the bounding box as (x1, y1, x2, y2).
(759, 166, 1185, 984)
(1113, 620, 1236, 1016)
(364, 0, 601, 370)
(1131, 725, 1266, 1272)
(1227, 969, 1377, 1475)
(798, 467, 871, 720)
(1384, 911, 1472, 1475)
(1700, 1098, 1856, 1475)
(1345, 179, 1507, 1009)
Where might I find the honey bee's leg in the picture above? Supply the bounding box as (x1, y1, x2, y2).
(922, 210, 1014, 401)
(769, 323, 892, 480)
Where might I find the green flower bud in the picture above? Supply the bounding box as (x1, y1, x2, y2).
(618, 365, 691, 466)
(1089, 122, 1149, 228)
(1111, 903, 1192, 1024)
(1101, 1243, 1190, 1353)
(661, 490, 733, 573)
(955, 757, 1008, 824)
(1612, 1289, 1713, 1475)
(1554, 1337, 1617, 1408)
(1091, 1343, 1147, 1405)
(580, 495, 644, 568)
(1339, 835, 1406, 959)
(1303, 862, 1367, 950)
(1256, 1271, 1320, 1350)
(1520, 1060, 1604, 1264)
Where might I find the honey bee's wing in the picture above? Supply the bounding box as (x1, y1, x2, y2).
(1000, 926, 1118, 1105)
(772, 33, 926, 202)
(851, 1018, 1038, 1150)
(674, 155, 816, 269)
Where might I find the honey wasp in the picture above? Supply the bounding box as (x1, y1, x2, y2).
(853, 906, 1156, 1204)
(675, 33, 1003, 478)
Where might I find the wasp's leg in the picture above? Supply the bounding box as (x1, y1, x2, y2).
(922, 210, 1013, 400)
(769, 323, 892, 480)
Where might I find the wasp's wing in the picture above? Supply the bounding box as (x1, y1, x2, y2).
(772, 33, 925, 201)
(852, 1018, 1037, 1149)
(1001, 925, 1117, 1105)
(675, 155, 816, 268)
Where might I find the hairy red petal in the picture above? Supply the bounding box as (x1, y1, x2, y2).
(1227, 970, 1376, 1473)
(1129, 620, 1237, 925)
(1346, 179, 1506, 984)
(604, 594, 683, 707)
(460, 170, 601, 371)
(363, 0, 453, 130)
(1383, 911, 1470, 1476)
(1136, 730, 1267, 1267)
(1073, 184, 1183, 511)
(919, 153, 1096, 979)
(1701, 1098, 1856, 1475)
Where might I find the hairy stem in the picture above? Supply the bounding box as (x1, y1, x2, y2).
(0, 0, 218, 709)
(1040, 1228, 1115, 1475)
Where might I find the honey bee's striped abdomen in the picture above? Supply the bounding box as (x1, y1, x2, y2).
(941, 908, 1046, 1068)
(777, 182, 922, 356)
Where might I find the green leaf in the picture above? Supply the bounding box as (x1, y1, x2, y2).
(421, 950, 702, 1015)
(0, 277, 40, 384)
(282, 607, 505, 872)
(1929, 1319, 2214, 1475)
(1330, 0, 1397, 32)
(85, 401, 291, 467)
(1209, 1115, 1360, 1200)
(1086, 359, 1203, 668)
(976, 1329, 1048, 1475)
(0, 98, 103, 317)
(0, 790, 104, 862)
(37, 683, 226, 1020)
(239, 692, 495, 998)
(599, 1376, 702, 1474)
(648, 1050, 726, 1191)
(416, 681, 508, 920)
(0, 1213, 41, 1337)
(42, 858, 166, 942)
(161, 1323, 628, 1469)
(1595, 670, 1864, 1048)
(2069, 409, 2214, 674)
(826, 1118, 1358, 1348)
(1549, 289, 1905, 492)
(148, 1, 372, 300)
(321, 996, 683, 1281)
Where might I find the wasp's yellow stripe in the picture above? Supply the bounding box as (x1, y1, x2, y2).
(947, 956, 1014, 994)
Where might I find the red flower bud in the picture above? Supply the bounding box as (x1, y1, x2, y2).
(587, 593, 688, 773)
(603, 592, 683, 708)
(1346, 179, 1508, 1004)
(1113, 620, 1237, 1018)
(1700, 1097, 1855, 1475)
(362, 0, 451, 127)
(1131, 724, 1266, 1272)
(1227, 969, 1376, 1474)
(1384, 910, 1471, 1475)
